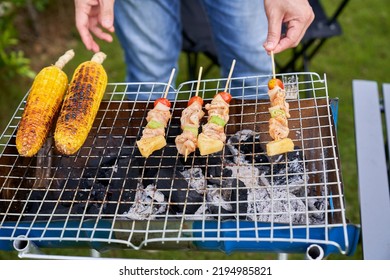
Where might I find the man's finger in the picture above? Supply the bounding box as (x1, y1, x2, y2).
(75, 1, 96, 51)
(263, 14, 283, 52)
(90, 25, 113, 43)
(99, 0, 115, 32)
(272, 20, 304, 53)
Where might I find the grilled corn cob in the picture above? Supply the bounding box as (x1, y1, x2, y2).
(54, 52, 107, 155)
(15, 50, 75, 157)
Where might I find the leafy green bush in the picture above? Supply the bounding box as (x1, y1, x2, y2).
(0, 1, 50, 82)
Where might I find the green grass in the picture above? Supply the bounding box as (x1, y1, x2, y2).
(311, 0, 388, 227)
(1, 0, 389, 260)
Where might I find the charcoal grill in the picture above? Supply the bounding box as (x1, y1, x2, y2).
(0, 72, 360, 259)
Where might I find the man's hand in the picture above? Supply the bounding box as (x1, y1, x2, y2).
(75, 0, 115, 52)
(263, 0, 314, 54)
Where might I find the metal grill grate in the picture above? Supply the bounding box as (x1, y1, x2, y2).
(0, 72, 358, 256)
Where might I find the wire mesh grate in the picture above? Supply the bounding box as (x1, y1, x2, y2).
(0, 72, 355, 255)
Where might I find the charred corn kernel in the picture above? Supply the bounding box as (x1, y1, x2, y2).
(54, 52, 107, 155)
(15, 50, 75, 157)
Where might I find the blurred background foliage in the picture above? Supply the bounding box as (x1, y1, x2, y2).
(0, 1, 50, 80)
(0, 0, 389, 260)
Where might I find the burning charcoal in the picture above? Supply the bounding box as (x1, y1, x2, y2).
(76, 189, 91, 201)
(79, 176, 94, 189)
(90, 183, 110, 205)
(204, 165, 234, 217)
(244, 173, 308, 224)
(104, 156, 140, 213)
(206, 177, 248, 220)
(190, 151, 224, 169)
(226, 164, 260, 189)
(180, 167, 207, 194)
(206, 165, 232, 188)
(226, 129, 268, 165)
(122, 184, 166, 220)
(26, 192, 97, 221)
(269, 147, 307, 193)
(205, 165, 248, 219)
(184, 204, 215, 220)
(86, 204, 102, 216)
(246, 186, 307, 224)
(151, 167, 205, 215)
(137, 144, 180, 169)
(49, 152, 142, 218)
(73, 202, 100, 216)
(24, 189, 54, 220)
(229, 178, 249, 216)
(307, 197, 326, 224)
(91, 155, 140, 210)
(99, 155, 140, 188)
(144, 184, 165, 203)
(207, 185, 232, 216)
(225, 129, 270, 177)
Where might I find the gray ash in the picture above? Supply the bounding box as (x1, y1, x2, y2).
(122, 183, 166, 220)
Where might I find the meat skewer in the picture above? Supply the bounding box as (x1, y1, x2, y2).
(136, 68, 175, 158)
(266, 51, 294, 156)
(175, 67, 205, 161)
(198, 59, 236, 155)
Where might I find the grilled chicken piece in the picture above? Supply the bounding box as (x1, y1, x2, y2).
(202, 122, 226, 142)
(146, 106, 171, 127)
(205, 94, 229, 123)
(269, 117, 290, 140)
(175, 130, 198, 155)
(180, 101, 205, 128)
(142, 127, 166, 138)
(269, 87, 290, 118)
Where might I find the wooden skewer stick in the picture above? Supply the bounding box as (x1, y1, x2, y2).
(224, 59, 236, 93)
(195, 66, 203, 97)
(271, 51, 276, 79)
(185, 66, 203, 162)
(163, 68, 176, 99)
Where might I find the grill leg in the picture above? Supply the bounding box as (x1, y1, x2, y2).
(278, 253, 288, 260)
(90, 249, 101, 258)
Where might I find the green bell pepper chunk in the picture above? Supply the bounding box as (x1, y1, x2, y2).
(209, 115, 226, 126)
(147, 120, 164, 129)
(183, 126, 198, 136)
(270, 108, 286, 118)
